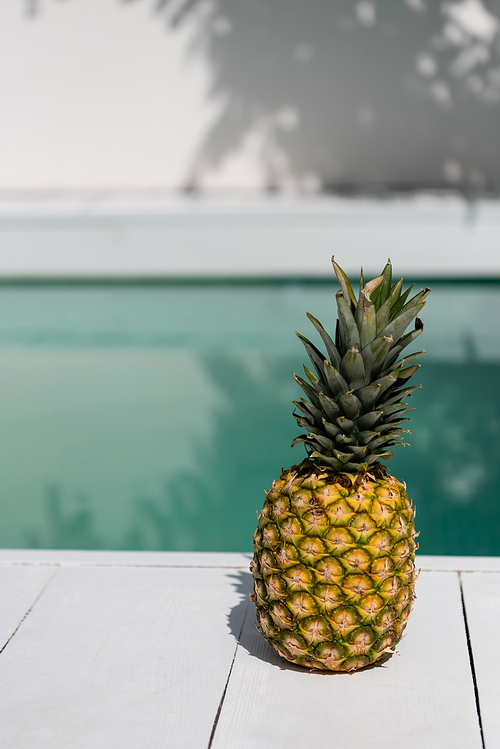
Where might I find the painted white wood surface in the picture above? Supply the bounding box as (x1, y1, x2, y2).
(212, 572, 483, 749)
(0, 566, 56, 649)
(0, 554, 499, 748)
(416, 556, 500, 572)
(0, 566, 246, 749)
(0, 549, 253, 568)
(0, 549, 498, 572)
(461, 572, 500, 749)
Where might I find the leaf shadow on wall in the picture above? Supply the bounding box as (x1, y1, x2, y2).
(27, 0, 500, 191)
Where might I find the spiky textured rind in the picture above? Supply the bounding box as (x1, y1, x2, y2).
(251, 461, 418, 671)
(293, 259, 430, 472)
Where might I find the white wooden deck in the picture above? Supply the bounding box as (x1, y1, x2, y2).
(0, 551, 498, 749)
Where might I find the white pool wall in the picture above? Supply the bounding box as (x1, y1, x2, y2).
(0, 194, 498, 279)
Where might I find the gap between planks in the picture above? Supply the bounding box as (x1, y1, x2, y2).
(459, 572, 486, 749)
(0, 568, 59, 655)
(0, 562, 491, 748)
(208, 597, 251, 749)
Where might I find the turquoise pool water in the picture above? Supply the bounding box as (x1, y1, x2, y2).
(0, 281, 498, 555)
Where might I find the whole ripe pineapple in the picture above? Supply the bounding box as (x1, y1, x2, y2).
(251, 258, 430, 672)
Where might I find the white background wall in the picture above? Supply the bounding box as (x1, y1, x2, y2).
(0, 1, 498, 278)
(2, 0, 500, 192)
(0, 0, 221, 189)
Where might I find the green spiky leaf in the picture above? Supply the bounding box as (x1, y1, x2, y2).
(292, 260, 429, 470)
(332, 257, 357, 310)
(317, 392, 340, 421)
(370, 260, 392, 311)
(323, 360, 349, 398)
(339, 345, 366, 390)
(306, 312, 342, 370)
(336, 292, 360, 352)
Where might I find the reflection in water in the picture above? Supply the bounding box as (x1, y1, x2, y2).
(126, 355, 297, 552)
(23, 356, 500, 556)
(391, 362, 500, 555)
(6, 282, 499, 556)
(26, 485, 104, 550)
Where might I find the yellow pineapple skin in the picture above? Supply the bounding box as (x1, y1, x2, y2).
(251, 460, 417, 672)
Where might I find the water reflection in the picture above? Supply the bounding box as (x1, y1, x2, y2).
(0, 282, 496, 556)
(25, 485, 104, 550)
(391, 362, 500, 555)
(19, 355, 500, 557)
(126, 355, 296, 551)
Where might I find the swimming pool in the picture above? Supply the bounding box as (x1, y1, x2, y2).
(0, 280, 498, 555)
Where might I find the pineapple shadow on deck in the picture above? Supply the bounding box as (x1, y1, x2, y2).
(226, 570, 393, 673)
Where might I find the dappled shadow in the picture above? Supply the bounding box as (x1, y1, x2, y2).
(26, 0, 500, 192)
(172, 0, 500, 192)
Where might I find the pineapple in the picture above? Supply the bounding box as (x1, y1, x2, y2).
(251, 258, 430, 672)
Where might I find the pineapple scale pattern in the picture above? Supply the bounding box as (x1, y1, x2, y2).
(251, 462, 418, 671)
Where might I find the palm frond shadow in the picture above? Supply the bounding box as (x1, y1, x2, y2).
(27, 0, 500, 193)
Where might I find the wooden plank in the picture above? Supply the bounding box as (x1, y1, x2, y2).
(461, 572, 500, 749)
(212, 572, 482, 749)
(0, 566, 55, 649)
(417, 556, 500, 573)
(0, 566, 249, 748)
(0, 549, 253, 568)
(1, 550, 500, 573)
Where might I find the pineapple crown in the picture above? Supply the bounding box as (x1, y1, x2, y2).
(292, 258, 430, 474)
